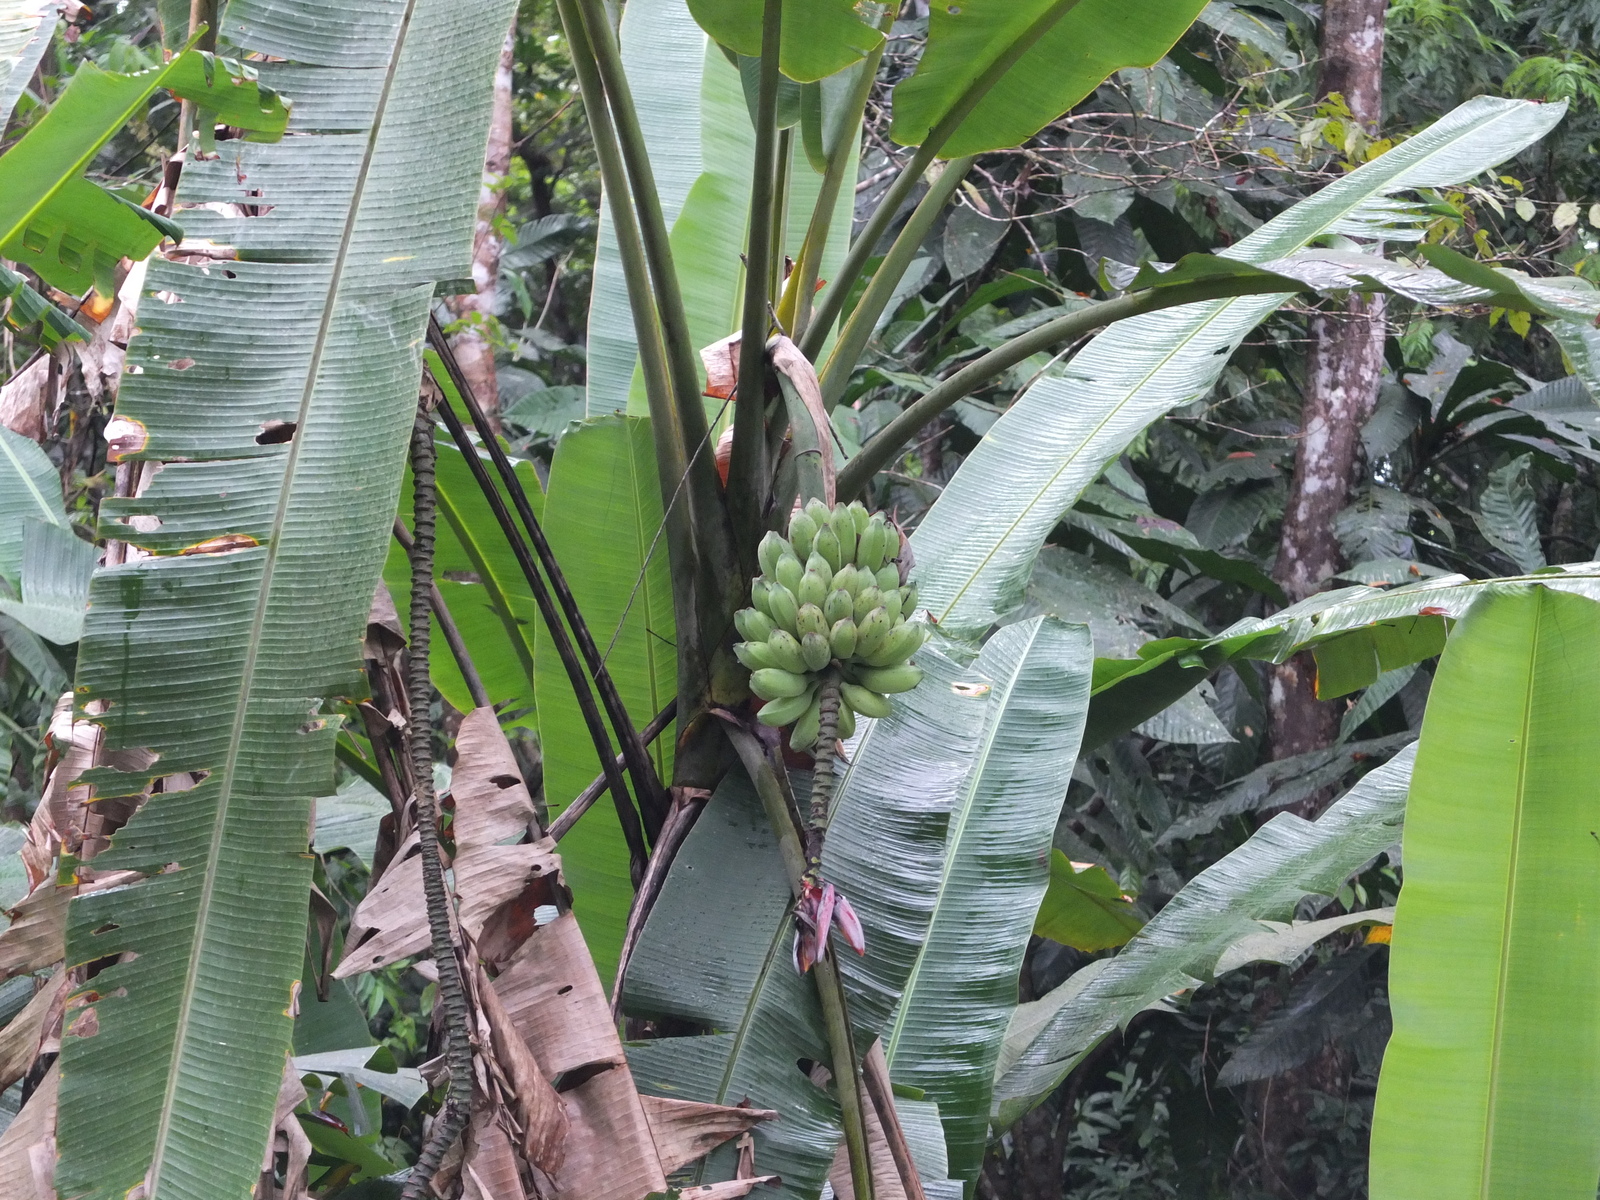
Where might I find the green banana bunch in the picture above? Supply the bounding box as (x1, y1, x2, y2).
(737, 500, 927, 750)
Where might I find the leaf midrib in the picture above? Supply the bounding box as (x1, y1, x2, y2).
(144, 3, 421, 1187)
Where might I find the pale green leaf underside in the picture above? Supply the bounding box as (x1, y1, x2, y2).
(55, 2, 515, 1197)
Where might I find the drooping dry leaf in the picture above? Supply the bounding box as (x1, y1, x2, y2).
(453, 706, 537, 845)
(474, 958, 567, 1170)
(827, 1061, 910, 1200)
(257, 1059, 312, 1200)
(0, 1062, 58, 1200)
(769, 335, 836, 505)
(639, 1095, 775, 1175)
(460, 1102, 532, 1200)
(0, 355, 48, 441)
(0, 870, 139, 980)
(0, 970, 64, 1093)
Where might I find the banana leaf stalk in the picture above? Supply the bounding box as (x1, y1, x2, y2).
(425, 352, 651, 881)
(427, 318, 669, 836)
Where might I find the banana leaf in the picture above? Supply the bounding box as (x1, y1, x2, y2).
(994, 744, 1415, 1128)
(685, 0, 882, 83)
(0, 519, 95, 644)
(910, 97, 1569, 640)
(535, 413, 675, 991)
(0, 0, 55, 128)
(827, 616, 1093, 1183)
(1370, 585, 1600, 1200)
(889, 0, 1211, 157)
(0, 424, 64, 587)
(53, 3, 517, 1196)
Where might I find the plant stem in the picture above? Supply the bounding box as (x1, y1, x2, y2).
(799, 0, 1083, 360)
(806, 672, 842, 874)
(428, 372, 651, 883)
(816, 156, 973, 408)
(727, 0, 785, 573)
(549, 699, 678, 841)
(554, 0, 712, 721)
(399, 412, 474, 1200)
(726, 724, 874, 1200)
(392, 518, 490, 711)
(835, 276, 1308, 498)
(571, 0, 732, 599)
(427, 322, 670, 838)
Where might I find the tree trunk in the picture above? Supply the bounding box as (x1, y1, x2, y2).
(1267, 0, 1387, 779)
(447, 30, 516, 423)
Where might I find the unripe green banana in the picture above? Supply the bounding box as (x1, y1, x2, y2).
(848, 500, 871, 537)
(805, 553, 833, 589)
(734, 641, 779, 671)
(840, 682, 892, 719)
(805, 497, 831, 530)
(798, 569, 828, 609)
(796, 603, 828, 637)
(801, 631, 832, 671)
(836, 701, 856, 741)
(789, 693, 823, 749)
(759, 688, 816, 727)
(881, 587, 903, 624)
(855, 607, 891, 656)
(775, 555, 804, 594)
(814, 525, 842, 573)
(824, 588, 854, 626)
(767, 584, 799, 635)
(830, 564, 857, 596)
(750, 667, 810, 700)
(758, 530, 792, 579)
(856, 521, 886, 573)
(788, 509, 819, 560)
(830, 618, 858, 660)
(856, 663, 923, 693)
(900, 582, 917, 612)
(751, 578, 775, 618)
(853, 586, 882, 623)
(828, 506, 857, 565)
(765, 629, 808, 674)
(875, 564, 900, 592)
(865, 621, 924, 667)
(735, 607, 774, 642)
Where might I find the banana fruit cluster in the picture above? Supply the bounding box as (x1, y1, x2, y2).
(735, 499, 926, 750)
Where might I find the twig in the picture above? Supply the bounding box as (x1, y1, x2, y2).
(427, 318, 671, 842)
(423, 350, 650, 885)
(399, 411, 475, 1200)
(550, 699, 678, 841)
(392, 518, 491, 711)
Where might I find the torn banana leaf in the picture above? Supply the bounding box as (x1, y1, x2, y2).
(53, 2, 517, 1197)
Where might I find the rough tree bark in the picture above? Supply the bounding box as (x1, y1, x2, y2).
(1268, 0, 1388, 774)
(446, 30, 516, 423)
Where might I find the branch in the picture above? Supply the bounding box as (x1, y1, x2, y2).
(835, 275, 1307, 498)
(428, 319, 671, 838)
(550, 699, 679, 841)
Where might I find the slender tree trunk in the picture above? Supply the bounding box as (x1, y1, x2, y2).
(447, 30, 516, 422)
(1268, 0, 1387, 776)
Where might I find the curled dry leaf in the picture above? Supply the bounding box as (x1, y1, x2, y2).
(472, 958, 567, 1171)
(0, 969, 65, 1094)
(638, 1095, 776, 1175)
(0, 869, 141, 980)
(0, 354, 48, 441)
(674, 1179, 782, 1199)
(460, 1101, 533, 1200)
(0, 1062, 58, 1200)
(257, 1059, 313, 1200)
(768, 335, 835, 506)
(701, 332, 741, 401)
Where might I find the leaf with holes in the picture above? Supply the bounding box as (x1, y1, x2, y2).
(52, 3, 517, 1197)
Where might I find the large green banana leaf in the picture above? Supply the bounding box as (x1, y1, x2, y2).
(910, 97, 1568, 640)
(0, 425, 64, 588)
(586, 0, 856, 416)
(0, 47, 288, 295)
(53, 2, 516, 1197)
(685, 0, 882, 83)
(1369, 586, 1600, 1200)
(995, 744, 1415, 1126)
(535, 413, 675, 991)
(0, 0, 54, 128)
(889, 0, 1210, 157)
(825, 617, 1092, 1183)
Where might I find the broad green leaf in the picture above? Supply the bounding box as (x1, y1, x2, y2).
(1033, 851, 1143, 953)
(588, 0, 856, 416)
(293, 1047, 428, 1109)
(0, 0, 56, 129)
(623, 767, 842, 1200)
(994, 746, 1414, 1127)
(54, 3, 516, 1197)
(0, 259, 89, 347)
(535, 415, 675, 991)
(889, 0, 1209, 157)
(0, 519, 95, 644)
(1370, 586, 1600, 1200)
(910, 97, 1567, 639)
(0, 424, 64, 587)
(686, 0, 882, 83)
(828, 617, 1092, 1183)
(1475, 453, 1546, 572)
(312, 776, 391, 870)
(0, 48, 289, 293)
